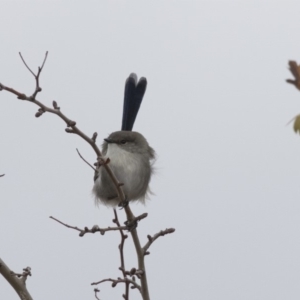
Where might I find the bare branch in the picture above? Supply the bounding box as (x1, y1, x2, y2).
(113, 209, 130, 299)
(121, 205, 151, 300)
(91, 277, 142, 294)
(113, 209, 128, 275)
(39, 51, 48, 72)
(76, 148, 98, 172)
(92, 132, 98, 142)
(0, 174, 4, 177)
(18, 52, 36, 78)
(0, 258, 33, 300)
(143, 228, 175, 255)
(0, 83, 26, 99)
(124, 212, 148, 230)
(19, 51, 48, 99)
(50, 216, 127, 237)
(11, 267, 32, 281)
(19, 51, 49, 100)
(94, 288, 101, 300)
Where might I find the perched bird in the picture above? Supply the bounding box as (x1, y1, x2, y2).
(93, 74, 155, 206)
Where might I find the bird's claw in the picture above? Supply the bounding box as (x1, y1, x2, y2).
(124, 219, 138, 231)
(118, 197, 129, 209)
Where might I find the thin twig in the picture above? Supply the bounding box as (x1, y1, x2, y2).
(94, 288, 101, 300)
(113, 209, 130, 299)
(40, 51, 48, 71)
(143, 228, 176, 254)
(76, 148, 97, 172)
(50, 216, 127, 237)
(18, 52, 36, 78)
(19, 52, 49, 100)
(91, 278, 142, 294)
(113, 209, 127, 275)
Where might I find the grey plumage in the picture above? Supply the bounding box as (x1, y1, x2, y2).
(93, 131, 155, 206)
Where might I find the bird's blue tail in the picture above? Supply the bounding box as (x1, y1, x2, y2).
(121, 73, 147, 131)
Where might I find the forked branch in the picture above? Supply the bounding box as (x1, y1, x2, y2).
(50, 216, 127, 237)
(0, 258, 33, 300)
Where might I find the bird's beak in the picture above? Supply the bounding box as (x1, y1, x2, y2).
(104, 138, 114, 143)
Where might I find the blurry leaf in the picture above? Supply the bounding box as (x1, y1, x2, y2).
(293, 115, 300, 134)
(286, 61, 300, 91)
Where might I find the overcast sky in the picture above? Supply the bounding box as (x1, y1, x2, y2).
(2, 1, 300, 299)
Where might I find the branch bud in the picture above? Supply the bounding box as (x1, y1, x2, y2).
(17, 94, 26, 100)
(68, 120, 76, 127)
(92, 132, 98, 142)
(52, 100, 60, 109)
(129, 268, 136, 275)
(65, 128, 74, 133)
(35, 109, 44, 118)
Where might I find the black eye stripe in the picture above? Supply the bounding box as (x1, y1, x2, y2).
(120, 140, 127, 144)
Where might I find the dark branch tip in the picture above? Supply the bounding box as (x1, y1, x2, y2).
(286, 79, 296, 84)
(52, 100, 60, 109)
(17, 94, 27, 100)
(67, 120, 76, 127)
(92, 132, 98, 142)
(65, 128, 74, 133)
(35, 111, 43, 118)
(130, 268, 136, 275)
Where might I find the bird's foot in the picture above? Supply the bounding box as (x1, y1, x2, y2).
(124, 219, 138, 231)
(118, 196, 129, 209)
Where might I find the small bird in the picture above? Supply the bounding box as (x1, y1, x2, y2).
(93, 74, 155, 206)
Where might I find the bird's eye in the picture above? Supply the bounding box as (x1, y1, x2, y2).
(120, 140, 127, 144)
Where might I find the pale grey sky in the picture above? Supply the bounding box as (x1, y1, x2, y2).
(1, 1, 300, 299)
